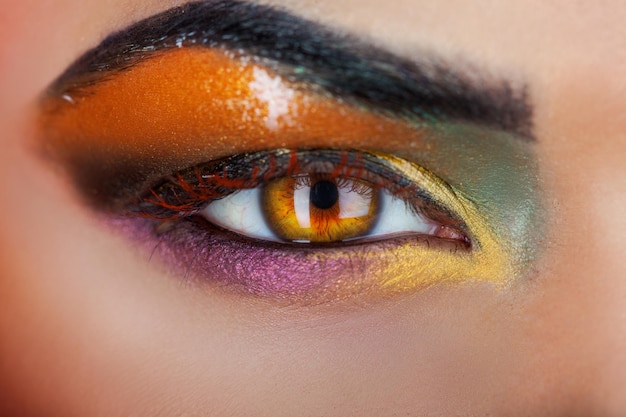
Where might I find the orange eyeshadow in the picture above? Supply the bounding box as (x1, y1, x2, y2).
(39, 47, 427, 168)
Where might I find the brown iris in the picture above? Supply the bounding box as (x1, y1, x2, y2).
(262, 175, 380, 243)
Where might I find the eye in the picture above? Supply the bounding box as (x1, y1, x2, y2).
(135, 148, 470, 247)
(204, 171, 444, 244)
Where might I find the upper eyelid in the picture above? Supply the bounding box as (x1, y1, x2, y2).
(46, 0, 534, 140)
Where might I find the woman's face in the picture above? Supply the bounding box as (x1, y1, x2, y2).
(1, 1, 625, 416)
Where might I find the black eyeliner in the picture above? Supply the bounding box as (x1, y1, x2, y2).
(48, 0, 534, 139)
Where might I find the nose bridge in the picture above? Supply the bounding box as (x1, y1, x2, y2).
(530, 61, 626, 412)
(527, 149, 626, 414)
(588, 152, 626, 413)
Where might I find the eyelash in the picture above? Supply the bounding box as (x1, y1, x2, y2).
(126, 148, 471, 247)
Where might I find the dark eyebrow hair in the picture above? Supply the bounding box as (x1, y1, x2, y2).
(49, 0, 534, 139)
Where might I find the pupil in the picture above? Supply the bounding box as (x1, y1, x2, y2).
(310, 180, 339, 210)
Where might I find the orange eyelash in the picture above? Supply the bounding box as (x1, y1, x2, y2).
(139, 149, 364, 217)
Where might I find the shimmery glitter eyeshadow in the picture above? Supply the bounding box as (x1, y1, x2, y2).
(114, 215, 503, 304)
(36, 2, 543, 303)
(38, 48, 427, 208)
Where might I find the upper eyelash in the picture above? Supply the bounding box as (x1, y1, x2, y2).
(126, 148, 469, 240)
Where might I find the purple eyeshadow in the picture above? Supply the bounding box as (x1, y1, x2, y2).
(112, 217, 383, 301)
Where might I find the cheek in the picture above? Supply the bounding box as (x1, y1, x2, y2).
(0, 158, 251, 414)
(0, 143, 536, 416)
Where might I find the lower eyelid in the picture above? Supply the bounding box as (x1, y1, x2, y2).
(117, 216, 467, 303)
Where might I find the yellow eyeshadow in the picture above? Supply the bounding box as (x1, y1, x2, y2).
(376, 200, 511, 293)
(319, 156, 512, 296)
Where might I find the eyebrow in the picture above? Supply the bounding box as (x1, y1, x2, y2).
(49, 0, 534, 139)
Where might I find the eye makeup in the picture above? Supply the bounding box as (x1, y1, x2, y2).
(36, 0, 543, 303)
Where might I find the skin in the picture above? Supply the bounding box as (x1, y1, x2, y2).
(1, 0, 625, 416)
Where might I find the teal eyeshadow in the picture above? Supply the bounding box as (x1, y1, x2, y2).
(395, 122, 542, 274)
